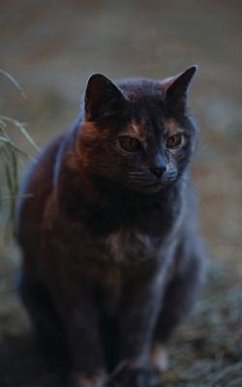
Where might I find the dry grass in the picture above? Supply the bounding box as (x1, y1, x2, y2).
(0, 70, 38, 240)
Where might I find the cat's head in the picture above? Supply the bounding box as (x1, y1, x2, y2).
(77, 66, 197, 195)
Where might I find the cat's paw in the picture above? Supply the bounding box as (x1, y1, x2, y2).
(69, 371, 106, 387)
(150, 344, 169, 372)
(113, 366, 160, 387)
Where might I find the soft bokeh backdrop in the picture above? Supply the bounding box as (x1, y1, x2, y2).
(0, 1, 242, 386)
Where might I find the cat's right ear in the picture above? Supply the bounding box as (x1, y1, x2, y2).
(161, 66, 197, 113)
(84, 74, 127, 121)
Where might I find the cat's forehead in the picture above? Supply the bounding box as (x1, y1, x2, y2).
(164, 119, 182, 136)
(118, 78, 163, 96)
(124, 119, 147, 141)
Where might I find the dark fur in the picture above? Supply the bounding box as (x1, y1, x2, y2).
(15, 67, 205, 387)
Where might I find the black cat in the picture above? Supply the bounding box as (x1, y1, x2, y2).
(15, 66, 205, 387)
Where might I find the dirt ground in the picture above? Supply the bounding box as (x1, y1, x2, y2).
(0, 0, 242, 386)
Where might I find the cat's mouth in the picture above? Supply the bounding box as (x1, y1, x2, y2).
(141, 181, 163, 193)
(139, 177, 176, 193)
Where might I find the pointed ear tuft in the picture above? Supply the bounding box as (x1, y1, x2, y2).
(84, 74, 127, 121)
(161, 66, 198, 112)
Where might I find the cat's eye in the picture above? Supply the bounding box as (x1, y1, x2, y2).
(166, 133, 184, 149)
(118, 136, 142, 152)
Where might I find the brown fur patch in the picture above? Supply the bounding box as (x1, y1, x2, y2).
(164, 119, 181, 137)
(67, 122, 100, 170)
(123, 119, 146, 143)
(81, 121, 100, 140)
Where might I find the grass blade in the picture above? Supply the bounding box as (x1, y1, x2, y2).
(0, 116, 39, 152)
(0, 68, 26, 99)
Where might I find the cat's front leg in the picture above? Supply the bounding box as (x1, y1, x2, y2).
(151, 238, 205, 373)
(115, 266, 164, 387)
(55, 291, 107, 387)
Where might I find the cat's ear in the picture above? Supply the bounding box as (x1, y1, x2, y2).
(161, 66, 197, 111)
(84, 74, 128, 121)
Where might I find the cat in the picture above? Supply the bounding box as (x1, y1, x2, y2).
(15, 66, 205, 387)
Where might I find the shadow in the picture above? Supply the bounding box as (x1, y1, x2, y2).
(0, 333, 66, 387)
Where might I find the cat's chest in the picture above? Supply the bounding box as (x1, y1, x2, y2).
(105, 230, 162, 263)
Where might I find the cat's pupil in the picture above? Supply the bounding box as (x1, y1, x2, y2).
(118, 136, 142, 151)
(166, 133, 183, 149)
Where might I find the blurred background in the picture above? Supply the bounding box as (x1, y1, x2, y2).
(0, 0, 242, 386)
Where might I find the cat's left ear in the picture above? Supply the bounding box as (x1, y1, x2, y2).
(161, 66, 197, 111)
(84, 74, 128, 121)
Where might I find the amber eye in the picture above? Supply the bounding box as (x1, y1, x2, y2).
(166, 133, 183, 149)
(118, 136, 142, 152)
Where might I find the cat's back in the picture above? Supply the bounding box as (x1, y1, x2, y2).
(15, 133, 64, 248)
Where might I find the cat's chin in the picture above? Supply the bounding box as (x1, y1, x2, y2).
(134, 180, 176, 194)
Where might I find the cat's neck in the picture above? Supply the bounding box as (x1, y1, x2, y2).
(54, 130, 185, 236)
(56, 167, 184, 237)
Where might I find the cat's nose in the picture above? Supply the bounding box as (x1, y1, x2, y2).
(150, 164, 167, 178)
